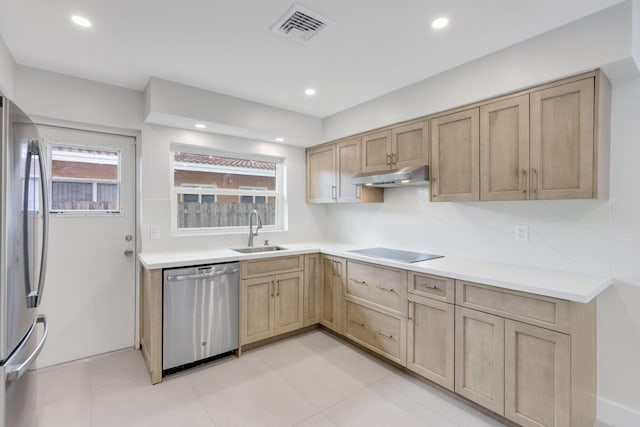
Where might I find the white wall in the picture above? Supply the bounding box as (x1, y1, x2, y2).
(146, 77, 323, 147)
(596, 75, 640, 423)
(323, 0, 633, 141)
(140, 125, 325, 252)
(0, 34, 15, 98)
(14, 65, 145, 130)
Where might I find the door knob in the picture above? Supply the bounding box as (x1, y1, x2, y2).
(124, 249, 134, 256)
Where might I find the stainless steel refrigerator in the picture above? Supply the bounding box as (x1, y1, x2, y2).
(0, 97, 49, 427)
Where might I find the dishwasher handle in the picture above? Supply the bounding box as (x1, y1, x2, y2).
(166, 268, 239, 282)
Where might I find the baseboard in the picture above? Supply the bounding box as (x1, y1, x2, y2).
(598, 397, 640, 426)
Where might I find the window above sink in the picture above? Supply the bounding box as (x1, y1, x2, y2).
(170, 145, 286, 235)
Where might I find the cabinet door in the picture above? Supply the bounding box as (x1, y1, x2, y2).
(480, 95, 530, 201)
(306, 144, 336, 203)
(505, 320, 570, 427)
(361, 130, 392, 172)
(530, 78, 594, 200)
(455, 306, 505, 415)
(303, 254, 321, 327)
(274, 272, 304, 335)
(407, 295, 454, 391)
(391, 121, 428, 169)
(241, 276, 275, 345)
(431, 109, 480, 201)
(320, 256, 344, 333)
(336, 138, 361, 203)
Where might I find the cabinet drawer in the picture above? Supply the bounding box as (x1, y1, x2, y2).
(346, 261, 406, 313)
(345, 300, 404, 364)
(408, 272, 454, 303)
(455, 280, 570, 333)
(241, 255, 304, 279)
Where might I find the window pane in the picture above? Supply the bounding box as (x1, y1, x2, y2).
(50, 145, 121, 212)
(97, 183, 118, 203)
(51, 181, 92, 210)
(174, 152, 278, 229)
(52, 146, 118, 180)
(178, 199, 276, 228)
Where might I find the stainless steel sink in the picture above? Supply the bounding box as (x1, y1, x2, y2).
(232, 246, 285, 254)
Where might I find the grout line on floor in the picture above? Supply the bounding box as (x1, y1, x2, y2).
(185, 374, 218, 427)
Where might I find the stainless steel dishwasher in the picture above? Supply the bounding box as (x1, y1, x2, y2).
(163, 262, 239, 373)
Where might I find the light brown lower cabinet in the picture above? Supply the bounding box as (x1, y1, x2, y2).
(140, 266, 162, 384)
(320, 255, 345, 334)
(505, 320, 570, 427)
(303, 254, 321, 326)
(407, 294, 454, 390)
(240, 271, 303, 345)
(454, 306, 505, 415)
(344, 300, 406, 365)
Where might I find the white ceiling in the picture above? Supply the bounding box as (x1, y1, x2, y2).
(0, 0, 625, 118)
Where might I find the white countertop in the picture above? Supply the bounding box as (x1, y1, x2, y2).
(139, 242, 611, 303)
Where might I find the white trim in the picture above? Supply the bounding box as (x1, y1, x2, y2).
(174, 161, 275, 177)
(52, 150, 119, 165)
(597, 396, 640, 426)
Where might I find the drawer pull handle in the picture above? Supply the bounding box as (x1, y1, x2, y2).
(350, 278, 367, 286)
(377, 330, 393, 339)
(350, 319, 365, 327)
(376, 285, 395, 293)
(420, 283, 438, 290)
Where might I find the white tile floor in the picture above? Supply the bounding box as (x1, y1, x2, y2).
(35, 329, 576, 427)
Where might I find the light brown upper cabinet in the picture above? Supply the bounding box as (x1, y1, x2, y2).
(480, 95, 530, 201)
(307, 138, 383, 204)
(306, 144, 336, 203)
(430, 108, 480, 202)
(336, 138, 361, 203)
(361, 130, 392, 172)
(361, 121, 429, 172)
(392, 121, 429, 169)
(530, 78, 595, 199)
(309, 70, 607, 203)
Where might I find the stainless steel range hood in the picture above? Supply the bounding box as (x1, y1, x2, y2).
(351, 165, 429, 188)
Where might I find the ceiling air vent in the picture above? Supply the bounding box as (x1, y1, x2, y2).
(270, 4, 332, 43)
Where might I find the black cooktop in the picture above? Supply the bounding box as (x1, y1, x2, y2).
(348, 247, 443, 263)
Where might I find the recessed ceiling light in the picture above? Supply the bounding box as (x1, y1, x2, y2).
(275, 137, 285, 142)
(194, 123, 206, 129)
(71, 15, 92, 28)
(304, 88, 316, 96)
(431, 17, 449, 29)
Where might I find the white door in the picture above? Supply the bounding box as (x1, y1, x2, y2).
(36, 126, 136, 367)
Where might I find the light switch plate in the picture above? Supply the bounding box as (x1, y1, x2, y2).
(150, 225, 160, 240)
(514, 225, 529, 242)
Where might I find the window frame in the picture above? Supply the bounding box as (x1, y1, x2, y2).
(47, 142, 123, 216)
(170, 146, 286, 235)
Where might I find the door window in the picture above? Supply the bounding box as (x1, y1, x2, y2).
(49, 145, 121, 213)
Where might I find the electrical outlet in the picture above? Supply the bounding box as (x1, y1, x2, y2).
(150, 226, 160, 240)
(514, 225, 529, 242)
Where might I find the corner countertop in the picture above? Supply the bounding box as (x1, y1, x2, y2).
(138, 242, 611, 303)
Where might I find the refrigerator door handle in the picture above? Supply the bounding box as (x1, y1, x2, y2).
(24, 140, 49, 308)
(6, 315, 48, 382)
(34, 140, 49, 307)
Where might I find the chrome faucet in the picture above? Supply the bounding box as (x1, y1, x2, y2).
(248, 209, 263, 247)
